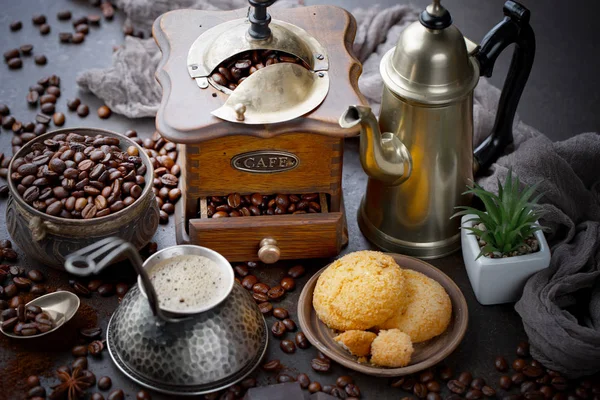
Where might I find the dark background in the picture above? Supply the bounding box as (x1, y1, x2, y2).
(0, 0, 598, 398)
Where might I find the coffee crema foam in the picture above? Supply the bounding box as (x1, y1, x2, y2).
(147, 254, 229, 311)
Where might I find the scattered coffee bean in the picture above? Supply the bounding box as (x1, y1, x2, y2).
(258, 302, 272, 315)
(39, 24, 51, 35)
(311, 357, 331, 373)
(76, 104, 89, 116)
(253, 282, 269, 294)
(496, 356, 509, 372)
(482, 386, 496, 397)
(10, 21, 23, 31)
(267, 285, 285, 300)
(20, 44, 33, 55)
(337, 375, 353, 388)
(32, 15, 47, 25)
(59, 32, 73, 43)
(346, 383, 361, 397)
(282, 318, 296, 331)
(98, 105, 111, 119)
(280, 339, 296, 353)
(72, 32, 85, 44)
(262, 359, 282, 371)
(427, 381, 441, 392)
(297, 373, 310, 389)
(471, 378, 486, 390)
(241, 275, 258, 290)
(288, 265, 305, 278)
(513, 358, 527, 371)
(26, 375, 40, 387)
(107, 389, 124, 400)
(136, 390, 152, 400)
(280, 277, 296, 291)
(57, 10, 72, 20)
(500, 376, 512, 390)
(115, 283, 128, 297)
(98, 376, 112, 390)
(67, 98, 81, 110)
(88, 340, 104, 356)
(523, 365, 544, 378)
(8, 58, 23, 69)
(512, 373, 526, 385)
(72, 356, 88, 370)
(466, 389, 484, 400)
(273, 308, 288, 319)
(271, 321, 286, 338)
(97, 283, 114, 297)
(72, 345, 88, 357)
(308, 381, 322, 393)
(80, 326, 102, 339)
(517, 341, 530, 357)
(448, 380, 467, 394)
(459, 372, 473, 386)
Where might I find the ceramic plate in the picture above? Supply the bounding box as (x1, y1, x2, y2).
(297, 253, 468, 377)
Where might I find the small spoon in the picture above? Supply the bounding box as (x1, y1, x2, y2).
(0, 291, 80, 339)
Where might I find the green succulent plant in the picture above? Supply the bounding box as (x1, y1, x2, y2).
(453, 170, 544, 259)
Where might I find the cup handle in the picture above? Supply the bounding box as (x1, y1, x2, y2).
(64, 237, 176, 323)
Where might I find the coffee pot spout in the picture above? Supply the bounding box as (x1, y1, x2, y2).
(339, 105, 412, 185)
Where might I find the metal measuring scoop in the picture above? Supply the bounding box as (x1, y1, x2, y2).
(64, 237, 182, 323)
(0, 291, 80, 339)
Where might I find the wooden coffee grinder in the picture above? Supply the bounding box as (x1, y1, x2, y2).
(152, 0, 365, 263)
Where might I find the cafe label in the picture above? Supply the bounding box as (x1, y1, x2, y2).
(231, 150, 299, 173)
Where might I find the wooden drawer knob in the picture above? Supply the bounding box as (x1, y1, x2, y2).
(258, 237, 280, 264)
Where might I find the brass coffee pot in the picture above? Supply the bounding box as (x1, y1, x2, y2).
(340, 0, 535, 258)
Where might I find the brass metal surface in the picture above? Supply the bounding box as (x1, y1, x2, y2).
(358, 86, 474, 258)
(211, 63, 330, 124)
(381, 20, 479, 104)
(339, 105, 412, 185)
(187, 18, 329, 79)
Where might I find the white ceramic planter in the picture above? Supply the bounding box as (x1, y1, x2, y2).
(461, 214, 551, 305)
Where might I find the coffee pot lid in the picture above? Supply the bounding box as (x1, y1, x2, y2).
(381, 0, 480, 104)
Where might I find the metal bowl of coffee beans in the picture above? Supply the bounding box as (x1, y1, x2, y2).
(5, 128, 160, 269)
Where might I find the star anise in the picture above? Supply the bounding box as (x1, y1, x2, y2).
(49, 367, 95, 400)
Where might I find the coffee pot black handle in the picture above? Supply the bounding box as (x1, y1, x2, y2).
(473, 1, 535, 173)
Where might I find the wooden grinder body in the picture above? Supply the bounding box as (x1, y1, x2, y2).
(153, 6, 366, 262)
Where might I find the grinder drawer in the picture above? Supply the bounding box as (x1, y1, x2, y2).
(189, 212, 344, 262)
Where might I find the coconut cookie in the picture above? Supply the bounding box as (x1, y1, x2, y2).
(313, 251, 407, 330)
(334, 330, 377, 357)
(377, 269, 452, 343)
(370, 329, 414, 367)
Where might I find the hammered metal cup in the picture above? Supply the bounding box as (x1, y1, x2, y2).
(64, 238, 268, 396)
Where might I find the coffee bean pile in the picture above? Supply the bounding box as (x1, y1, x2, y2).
(206, 193, 322, 218)
(11, 132, 147, 218)
(0, 239, 18, 263)
(259, 354, 361, 399)
(125, 130, 181, 224)
(211, 49, 309, 91)
(0, 258, 49, 312)
(69, 278, 129, 299)
(1, 303, 56, 337)
(3, 45, 44, 70)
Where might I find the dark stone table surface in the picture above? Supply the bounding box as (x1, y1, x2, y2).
(0, 0, 594, 398)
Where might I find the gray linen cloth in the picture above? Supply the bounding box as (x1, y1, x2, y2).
(76, 2, 600, 378)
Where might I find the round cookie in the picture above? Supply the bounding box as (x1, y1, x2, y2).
(313, 251, 407, 331)
(370, 329, 413, 367)
(377, 269, 452, 343)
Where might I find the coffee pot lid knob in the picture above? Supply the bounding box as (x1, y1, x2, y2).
(420, 0, 452, 30)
